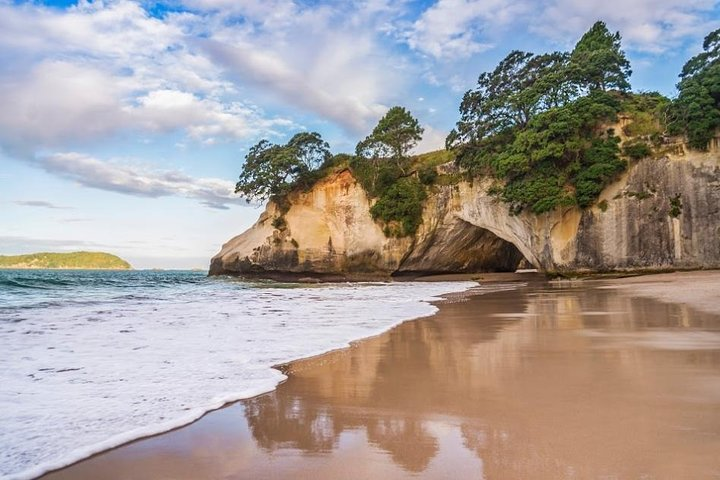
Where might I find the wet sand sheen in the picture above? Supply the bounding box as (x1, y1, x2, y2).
(42, 275, 720, 479)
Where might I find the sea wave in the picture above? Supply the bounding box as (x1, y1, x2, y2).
(0, 271, 512, 480)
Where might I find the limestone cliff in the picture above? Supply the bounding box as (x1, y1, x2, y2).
(210, 149, 720, 278)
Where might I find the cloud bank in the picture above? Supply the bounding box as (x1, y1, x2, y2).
(0, 0, 717, 208)
(35, 153, 244, 210)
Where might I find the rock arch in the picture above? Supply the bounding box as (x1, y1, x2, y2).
(210, 156, 720, 278)
(396, 217, 528, 275)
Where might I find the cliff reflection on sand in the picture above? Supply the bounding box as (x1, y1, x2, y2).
(42, 282, 720, 480)
(239, 286, 720, 478)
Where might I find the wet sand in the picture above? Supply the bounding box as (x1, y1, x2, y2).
(41, 272, 720, 479)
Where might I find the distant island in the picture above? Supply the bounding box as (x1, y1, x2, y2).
(0, 252, 132, 270)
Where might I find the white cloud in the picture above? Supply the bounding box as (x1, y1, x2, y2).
(0, 61, 127, 153)
(201, 39, 390, 133)
(0, 1, 292, 153)
(132, 89, 293, 140)
(34, 153, 244, 209)
(404, 0, 717, 60)
(191, 1, 407, 133)
(530, 0, 719, 53)
(0, 61, 292, 153)
(0, 1, 216, 93)
(404, 0, 526, 59)
(412, 125, 448, 154)
(0, 0, 411, 152)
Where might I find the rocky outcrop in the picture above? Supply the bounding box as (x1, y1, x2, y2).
(210, 149, 720, 278)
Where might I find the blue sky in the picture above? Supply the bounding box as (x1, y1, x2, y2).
(1, 0, 718, 269)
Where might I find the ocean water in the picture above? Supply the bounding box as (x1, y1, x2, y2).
(0, 270, 485, 480)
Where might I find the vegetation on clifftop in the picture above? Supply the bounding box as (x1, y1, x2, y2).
(668, 29, 720, 150)
(448, 21, 638, 214)
(352, 106, 427, 236)
(447, 23, 720, 214)
(0, 252, 131, 269)
(234, 22, 720, 235)
(235, 132, 332, 203)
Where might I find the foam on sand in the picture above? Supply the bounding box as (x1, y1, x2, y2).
(0, 271, 497, 479)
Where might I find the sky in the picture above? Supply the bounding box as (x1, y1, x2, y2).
(1, 0, 718, 269)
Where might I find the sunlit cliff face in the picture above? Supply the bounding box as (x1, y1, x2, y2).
(212, 151, 720, 279)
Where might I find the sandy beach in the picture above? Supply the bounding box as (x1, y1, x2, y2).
(40, 271, 720, 480)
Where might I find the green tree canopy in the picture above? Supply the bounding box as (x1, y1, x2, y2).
(568, 21, 631, 92)
(235, 132, 331, 202)
(446, 50, 571, 156)
(669, 27, 720, 150)
(287, 132, 331, 173)
(356, 106, 423, 172)
(447, 21, 633, 214)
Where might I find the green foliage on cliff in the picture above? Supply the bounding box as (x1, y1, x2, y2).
(620, 92, 669, 140)
(356, 106, 424, 174)
(668, 28, 720, 150)
(448, 21, 641, 214)
(351, 106, 429, 237)
(370, 177, 427, 237)
(235, 132, 331, 202)
(567, 21, 632, 93)
(0, 252, 131, 269)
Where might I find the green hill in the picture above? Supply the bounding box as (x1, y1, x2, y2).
(0, 251, 132, 270)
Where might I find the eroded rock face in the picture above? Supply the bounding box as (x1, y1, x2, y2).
(210, 151, 720, 278)
(209, 170, 411, 279)
(571, 152, 720, 271)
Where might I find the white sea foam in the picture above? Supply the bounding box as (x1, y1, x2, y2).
(0, 272, 481, 479)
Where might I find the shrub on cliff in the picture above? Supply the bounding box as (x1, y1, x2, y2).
(370, 177, 427, 237)
(351, 107, 429, 237)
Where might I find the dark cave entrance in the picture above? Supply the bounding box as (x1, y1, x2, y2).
(393, 218, 536, 277)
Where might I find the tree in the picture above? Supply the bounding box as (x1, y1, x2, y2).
(670, 27, 720, 150)
(568, 21, 631, 92)
(680, 28, 720, 79)
(491, 91, 624, 213)
(447, 50, 573, 179)
(287, 132, 331, 173)
(445, 22, 631, 214)
(355, 106, 423, 173)
(235, 132, 331, 202)
(446, 50, 571, 156)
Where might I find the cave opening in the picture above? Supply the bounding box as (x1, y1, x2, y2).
(394, 218, 537, 277)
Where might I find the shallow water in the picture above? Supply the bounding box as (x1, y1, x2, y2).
(0, 269, 478, 479)
(41, 282, 720, 480)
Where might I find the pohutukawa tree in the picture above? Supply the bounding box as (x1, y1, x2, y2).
(235, 132, 331, 202)
(446, 49, 571, 154)
(355, 106, 424, 173)
(567, 21, 632, 92)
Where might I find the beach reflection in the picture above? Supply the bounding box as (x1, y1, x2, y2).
(241, 285, 720, 478)
(42, 283, 720, 480)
